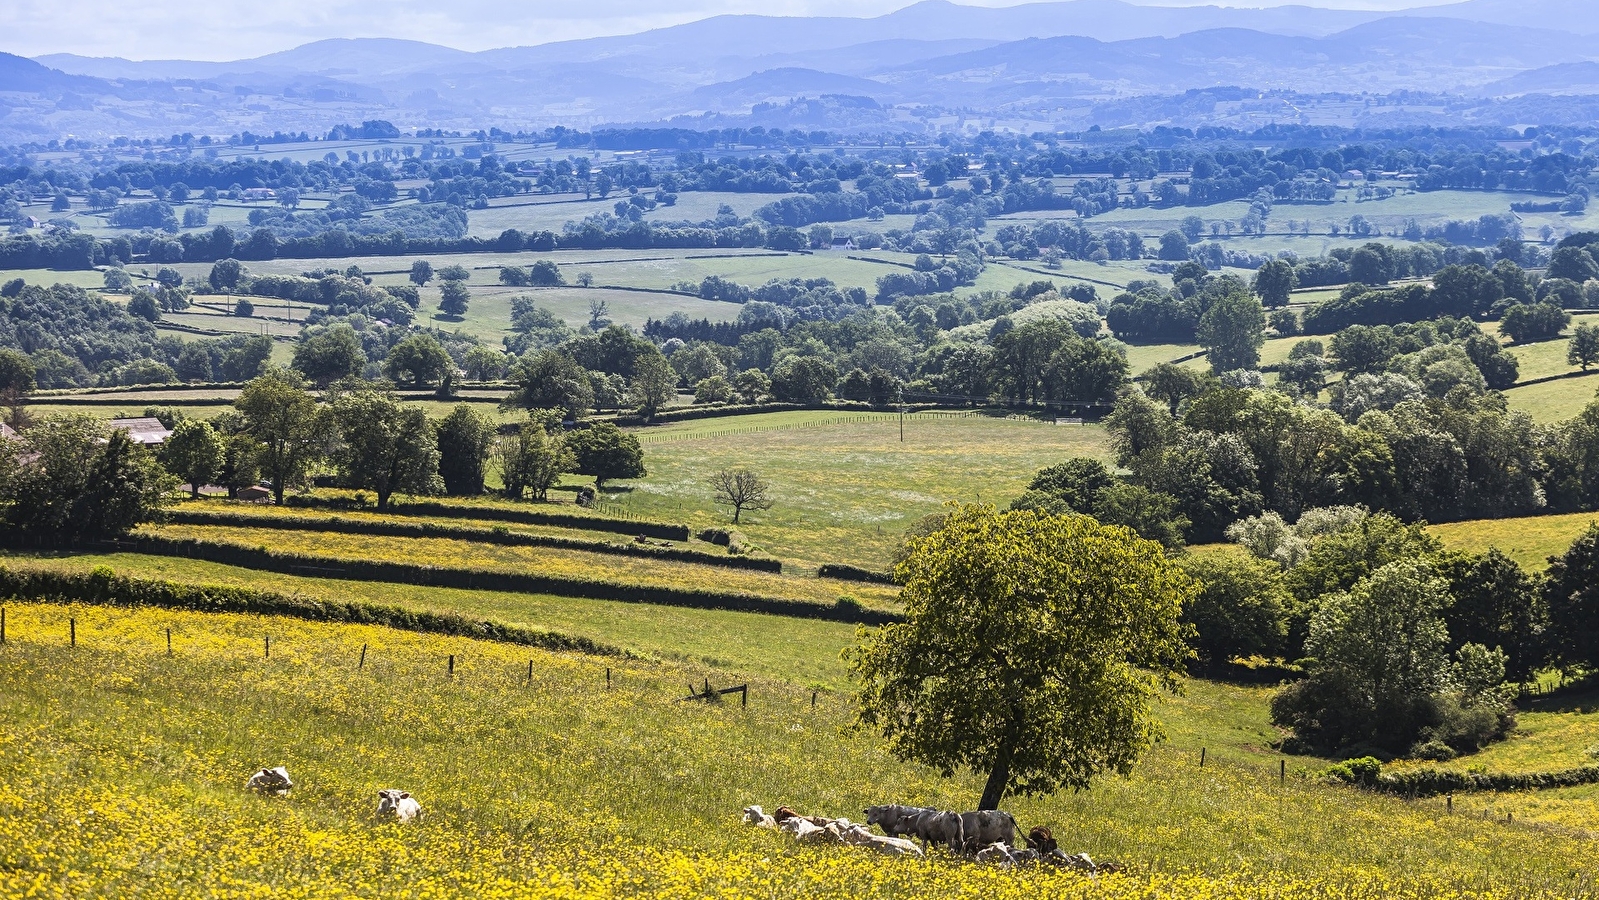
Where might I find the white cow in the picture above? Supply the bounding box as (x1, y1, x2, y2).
(376, 789, 422, 823)
(742, 805, 778, 828)
(835, 823, 925, 858)
(245, 766, 293, 795)
(779, 815, 828, 843)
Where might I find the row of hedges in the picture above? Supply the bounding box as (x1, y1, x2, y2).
(54, 533, 900, 626)
(168, 509, 782, 573)
(0, 564, 623, 657)
(281, 496, 690, 542)
(817, 563, 898, 585)
(1375, 765, 1599, 797)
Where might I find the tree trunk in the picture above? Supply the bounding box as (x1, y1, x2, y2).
(978, 739, 1013, 811)
(732, 506, 741, 524)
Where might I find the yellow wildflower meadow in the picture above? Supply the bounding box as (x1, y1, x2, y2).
(0, 602, 1596, 899)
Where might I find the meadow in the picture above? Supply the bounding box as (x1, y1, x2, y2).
(608, 411, 1114, 568)
(4, 600, 1599, 899)
(1426, 510, 1599, 570)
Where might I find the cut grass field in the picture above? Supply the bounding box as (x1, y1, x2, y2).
(2, 599, 1595, 899)
(610, 411, 1114, 568)
(1505, 374, 1599, 424)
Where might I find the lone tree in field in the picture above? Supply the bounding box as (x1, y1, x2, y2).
(847, 505, 1194, 811)
(1570, 323, 1599, 372)
(163, 419, 224, 498)
(711, 467, 773, 524)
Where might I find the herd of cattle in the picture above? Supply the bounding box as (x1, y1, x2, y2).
(245, 764, 1112, 873)
(741, 803, 1117, 872)
(245, 766, 422, 823)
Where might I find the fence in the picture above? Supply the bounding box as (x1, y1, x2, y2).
(636, 410, 979, 445)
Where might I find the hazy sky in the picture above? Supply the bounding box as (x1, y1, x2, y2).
(7, 0, 1451, 61)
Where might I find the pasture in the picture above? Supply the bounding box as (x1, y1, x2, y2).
(1426, 510, 1599, 571)
(3, 599, 1597, 899)
(607, 411, 1112, 568)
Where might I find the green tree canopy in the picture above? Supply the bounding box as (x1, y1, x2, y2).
(2, 415, 175, 539)
(847, 505, 1194, 810)
(1197, 287, 1267, 374)
(566, 422, 645, 487)
(293, 324, 366, 386)
(235, 368, 326, 505)
(384, 333, 454, 387)
(162, 419, 224, 498)
(435, 404, 495, 496)
(330, 388, 440, 510)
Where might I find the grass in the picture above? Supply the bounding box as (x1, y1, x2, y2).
(423, 284, 739, 340)
(1503, 373, 1599, 424)
(137, 521, 900, 610)
(2, 599, 1596, 898)
(605, 411, 1113, 568)
(1426, 511, 1599, 571)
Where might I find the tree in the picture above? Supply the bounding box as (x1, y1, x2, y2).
(464, 345, 507, 381)
(436, 264, 469, 281)
(435, 404, 495, 496)
(846, 505, 1193, 811)
(1177, 554, 1289, 665)
(209, 258, 244, 292)
(628, 351, 678, 422)
(694, 375, 733, 404)
(1271, 560, 1468, 754)
(1545, 525, 1599, 672)
(566, 422, 645, 487)
(1499, 302, 1570, 344)
(529, 260, 564, 286)
(129, 291, 160, 322)
(438, 280, 470, 318)
(235, 369, 326, 505)
(409, 260, 434, 286)
(384, 333, 454, 387)
(733, 368, 772, 404)
(588, 299, 611, 330)
(3, 415, 176, 539)
(162, 419, 224, 498)
(1437, 549, 1546, 683)
(234, 298, 255, 318)
(497, 415, 573, 501)
(506, 350, 594, 420)
(1570, 323, 1599, 372)
(1142, 363, 1211, 415)
(293, 324, 366, 386)
(330, 389, 440, 510)
(710, 467, 774, 524)
(0, 348, 36, 427)
(771, 357, 838, 405)
(1158, 230, 1190, 261)
(1197, 288, 1266, 374)
(1252, 259, 1298, 308)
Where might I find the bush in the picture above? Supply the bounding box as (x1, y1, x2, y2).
(1323, 756, 1383, 786)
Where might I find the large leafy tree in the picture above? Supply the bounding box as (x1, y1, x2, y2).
(1197, 287, 1267, 374)
(384, 333, 454, 387)
(330, 389, 440, 510)
(1252, 259, 1298, 309)
(506, 350, 594, 420)
(235, 368, 327, 505)
(3, 415, 175, 539)
(163, 419, 225, 498)
(434, 404, 496, 496)
(1545, 525, 1599, 672)
(293, 324, 366, 386)
(497, 414, 574, 502)
(566, 422, 645, 488)
(627, 351, 679, 422)
(847, 505, 1194, 810)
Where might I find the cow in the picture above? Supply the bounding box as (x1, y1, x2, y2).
(959, 809, 1017, 851)
(779, 815, 829, 843)
(375, 789, 422, 823)
(974, 842, 1015, 866)
(1025, 825, 1059, 855)
(904, 808, 964, 853)
(245, 766, 293, 795)
(742, 805, 778, 828)
(864, 804, 928, 839)
(773, 805, 832, 827)
(834, 823, 924, 858)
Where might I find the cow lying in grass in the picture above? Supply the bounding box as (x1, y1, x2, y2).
(864, 804, 964, 852)
(376, 789, 422, 823)
(755, 805, 923, 857)
(245, 766, 293, 795)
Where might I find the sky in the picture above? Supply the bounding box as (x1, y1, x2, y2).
(6, 0, 1452, 61)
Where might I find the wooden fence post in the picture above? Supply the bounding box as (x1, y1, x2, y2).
(812, 690, 817, 709)
(606, 667, 611, 690)
(70, 618, 75, 648)
(264, 635, 270, 659)
(359, 643, 367, 670)
(1, 606, 6, 644)
(527, 660, 533, 683)
(1199, 747, 1206, 767)
(1280, 759, 1285, 784)
(1446, 795, 1453, 814)
(448, 654, 455, 677)
(166, 627, 172, 655)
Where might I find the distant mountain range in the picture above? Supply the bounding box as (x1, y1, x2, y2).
(9, 0, 1599, 140)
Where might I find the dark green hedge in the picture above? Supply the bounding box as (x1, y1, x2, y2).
(817, 563, 898, 585)
(73, 533, 900, 626)
(1373, 765, 1599, 798)
(282, 497, 690, 542)
(168, 510, 781, 573)
(0, 564, 623, 656)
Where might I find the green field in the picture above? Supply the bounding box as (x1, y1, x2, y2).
(602, 411, 1113, 568)
(1426, 510, 1599, 571)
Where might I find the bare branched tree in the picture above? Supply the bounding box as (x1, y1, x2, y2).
(710, 467, 774, 524)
